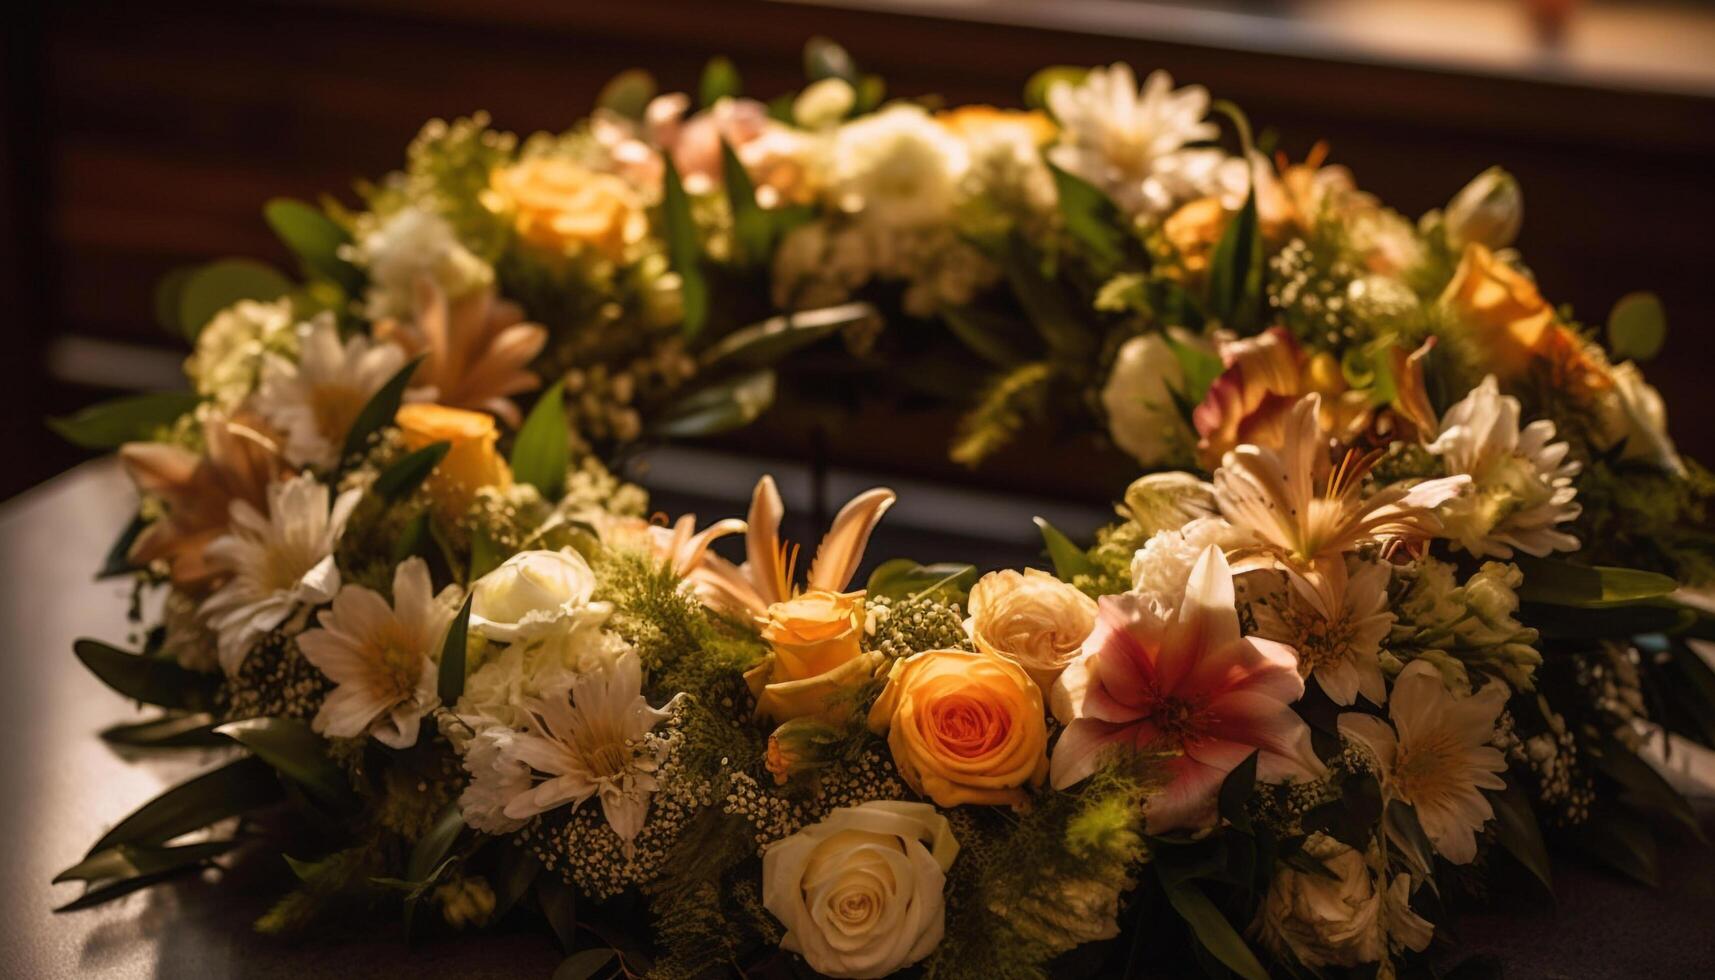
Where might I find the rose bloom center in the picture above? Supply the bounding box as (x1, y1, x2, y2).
(928, 691, 1009, 758)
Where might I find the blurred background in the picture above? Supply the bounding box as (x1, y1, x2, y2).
(4, 0, 1715, 503)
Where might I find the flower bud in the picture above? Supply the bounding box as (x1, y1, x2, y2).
(793, 78, 855, 129)
(1122, 471, 1215, 537)
(764, 716, 843, 785)
(1444, 166, 1522, 250)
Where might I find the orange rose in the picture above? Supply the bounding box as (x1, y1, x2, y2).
(746, 590, 880, 723)
(395, 403, 512, 518)
(868, 648, 1049, 807)
(936, 105, 1055, 146)
(486, 158, 645, 262)
(1439, 243, 1555, 380)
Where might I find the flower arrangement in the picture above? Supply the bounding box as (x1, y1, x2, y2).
(50, 39, 1715, 980)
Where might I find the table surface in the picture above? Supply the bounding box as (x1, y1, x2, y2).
(2, 461, 1713, 979)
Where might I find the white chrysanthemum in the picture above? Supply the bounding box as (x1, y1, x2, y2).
(1101, 332, 1193, 468)
(1046, 64, 1222, 219)
(458, 727, 533, 833)
(351, 206, 493, 320)
(1338, 661, 1509, 864)
(184, 298, 299, 408)
(1427, 375, 1580, 558)
(298, 557, 461, 749)
(830, 104, 968, 229)
(200, 473, 361, 675)
(1252, 558, 1394, 707)
(474, 649, 674, 843)
(450, 619, 631, 747)
(1129, 516, 1257, 609)
(253, 315, 408, 469)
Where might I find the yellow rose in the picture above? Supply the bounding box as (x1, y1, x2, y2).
(1439, 243, 1556, 380)
(395, 403, 512, 518)
(936, 105, 1055, 145)
(965, 568, 1095, 692)
(868, 648, 1049, 808)
(486, 158, 645, 262)
(1162, 196, 1229, 279)
(746, 590, 880, 723)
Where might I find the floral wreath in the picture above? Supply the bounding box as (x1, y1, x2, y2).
(49, 40, 1715, 980)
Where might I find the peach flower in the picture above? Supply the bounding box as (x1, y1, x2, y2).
(374, 278, 546, 428)
(964, 568, 1096, 692)
(395, 403, 512, 519)
(869, 648, 1050, 808)
(486, 158, 645, 262)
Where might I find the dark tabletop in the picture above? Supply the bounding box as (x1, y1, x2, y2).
(2, 461, 1711, 978)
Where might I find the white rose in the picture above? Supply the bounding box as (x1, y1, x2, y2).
(1101, 333, 1192, 468)
(1253, 833, 1433, 969)
(762, 801, 958, 979)
(353, 206, 493, 320)
(1597, 361, 1684, 476)
(468, 548, 607, 643)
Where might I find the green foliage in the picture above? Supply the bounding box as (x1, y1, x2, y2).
(660, 155, 708, 339)
(49, 391, 202, 450)
(1069, 518, 1149, 599)
(1606, 291, 1666, 362)
(257, 841, 389, 935)
(642, 811, 761, 980)
(1574, 456, 1715, 587)
(510, 382, 570, 501)
(174, 259, 294, 342)
(950, 360, 1054, 467)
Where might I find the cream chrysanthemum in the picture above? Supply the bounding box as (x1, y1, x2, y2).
(1046, 64, 1223, 219)
(253, 315, 408, 469)
(200, 473, 361, 675)
(473, 649, 675, 844)
(298, 557, 461, 749)
(1252, 558, 1394, 707)
(1338, 660, 1509, 864)
(830, 104, 968, 229)
(1427, 375, 1580, 558)
(1129, 516, 1257, 610)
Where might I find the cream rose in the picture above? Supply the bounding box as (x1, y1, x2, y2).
(867, 648, 1049, 807)
(1253, 833, 1433, 969)
(1123, 471, 1216, 537)
(1101, 332, 1191, 468)
(486, 158, 646, 262)
(762, 801, 958, 979)
(747, 590, 880, 723)
(468, 548, 605, 644)
(964, 568, 1095, 691)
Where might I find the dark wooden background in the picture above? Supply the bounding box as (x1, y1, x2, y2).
(5, 0, 1715, 502)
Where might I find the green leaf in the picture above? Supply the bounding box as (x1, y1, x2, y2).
(538, 874, 580, 950)
(1047, 161, 1124, 272)
(1003, 234, 1093, 363)
(1164, 332, 1224, 406)
(803, 36, 857, 84)
(1607, 291, 1666, 362)
(661, 155, 708, 340)
(373, 442, 449, 502)
(391, 511, 431, 565)
(1514, 556, 1678, 608)
(940, 307, 1032, 369)
(509, 382, 569, 501)
(1569, 812, 1657, 886)
(74, 638, 220, 710)
(469, 528, 504, 582)
(215, 717, 356, 814)
(264, 198, 361, 293)
(699, 56, 742, 108)
(597, 69, 656, 120)
(1033, 517, 1096, 581)
(720, 139, 771, 265)
(854, 74, 886, 115)
(1217, 750, 1259, 830)
(1024, 66, 1087, 114)
(97, 513, 148, 579)
(48, 391, 201, 450)
(438, 594, 474, 706)
(701, 303, 875, 371)
(1384, 801, 1436, 877)
(341, 355, 423, 463)
(402, 801, 465, 933)
(1164, 880, 1269, 980)
(177, 258, 294, 342)
(554, 949, 616, 980)
(1523, 601, 1693, 639)
(99, 713, 223, 749)
(1207, 189, 1261, 328)
(866, 559, 979, 603)
(55, 839, 235, 885)
(153, 266, 196, 336)
(1486, 782, 1553, 895)
(648, 369, 775, 438)
(87, 756, 283, 855)
(54, 865, 208, 913)
(1597, 741, 1702, 838)
(490, 841, 541, 920)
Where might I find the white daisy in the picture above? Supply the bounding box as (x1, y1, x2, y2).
(253, 314, 408, 469)
(1338, 660, 1509, 864)
(494, 649, 675, 843)
(200, 473, 361, 676)
(1427, 375, 1580, 558)
(829, 104, 968, 230)
(1046, 64, 1222, 219)
(1252, 557, 1395, 706)
(298, 557, 461, 749)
